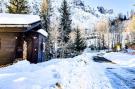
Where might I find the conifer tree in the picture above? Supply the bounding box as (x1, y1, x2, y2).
(59, 0, 72, 43)
(74, 28, 86, 52)
(7, 0, 29, 14)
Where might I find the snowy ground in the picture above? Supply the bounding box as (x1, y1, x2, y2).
(102, 52, 135, 89)
(0, 51, 135, 89)
(0, 52, 113, 89)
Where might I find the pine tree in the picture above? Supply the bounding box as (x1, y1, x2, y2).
(74, 28, 86, 52)
(59, 0, 72, 43)
(7, 0, 29, 14)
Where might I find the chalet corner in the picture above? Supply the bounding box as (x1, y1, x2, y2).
(0, 14, 48, 65)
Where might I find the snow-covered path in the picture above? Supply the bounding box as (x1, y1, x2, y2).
(97, 52, 135, 89)
(0, 53, 113, 89)
(104, 65, 135, 89)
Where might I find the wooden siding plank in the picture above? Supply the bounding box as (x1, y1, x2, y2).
(0, 33, 18, 65)
(0, 28, 26, 32)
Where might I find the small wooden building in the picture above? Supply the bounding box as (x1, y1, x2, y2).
(0, 14, 48, 65)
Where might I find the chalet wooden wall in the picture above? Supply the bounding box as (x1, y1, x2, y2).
(26, 32, 48, 63)
(0, 27, 25, 32)
(0, 28, 47, 65)
(0, 32, 18, 65)
(38, 34, 47, 62)
(26, 32, 39, 63)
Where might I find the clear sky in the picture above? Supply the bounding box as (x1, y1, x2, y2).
(86, 0, 135, 15)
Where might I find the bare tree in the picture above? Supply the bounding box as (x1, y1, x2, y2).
(41, 0, 48, 15)
(96, 19, 108, 50)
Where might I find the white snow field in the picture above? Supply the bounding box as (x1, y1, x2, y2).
(103, 52, 135, 67)
(1, 51, 135, 89)
(0, 53, 113, 89)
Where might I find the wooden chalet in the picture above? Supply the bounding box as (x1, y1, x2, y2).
(0, 14, 48, 65)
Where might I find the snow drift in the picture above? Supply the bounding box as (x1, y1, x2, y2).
(0, 53, 113, 89)
(103, 52, 135, 67)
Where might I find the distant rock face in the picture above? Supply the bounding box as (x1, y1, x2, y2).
(47, 0, 115, 30)
(73, 0, 84, 7)
(48, 0, 99, 30)
(97, 6, 113, 14)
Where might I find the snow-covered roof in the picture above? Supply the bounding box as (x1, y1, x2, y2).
(0, 13, 40, 25)
(37, 29, 48, 37)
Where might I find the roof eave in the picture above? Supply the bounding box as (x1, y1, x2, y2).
(0, 24, 30, 28)
(0, 20, 41, 31)
(0, 20, 41, 28)
(26, 21, 41, 32)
